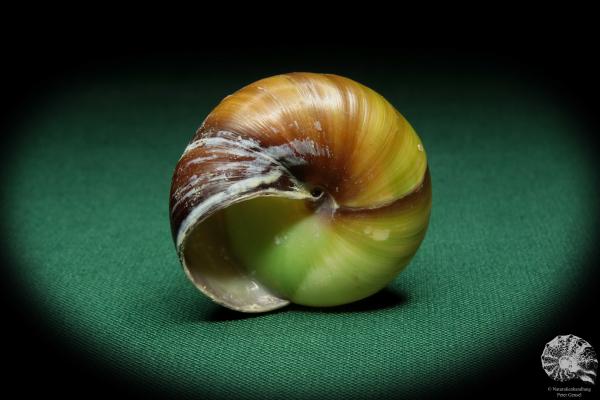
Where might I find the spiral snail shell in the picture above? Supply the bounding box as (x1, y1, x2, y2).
(541, 335, 597, 384)
(169, 73, 431, 312)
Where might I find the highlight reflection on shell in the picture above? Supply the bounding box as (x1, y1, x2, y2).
(169, 72, 432, 312)
(541, 334, 597, 384)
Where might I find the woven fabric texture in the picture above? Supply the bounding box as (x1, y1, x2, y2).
(3, 70, 596, 399)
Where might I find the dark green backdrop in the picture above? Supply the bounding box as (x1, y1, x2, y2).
(2, 53, 598, 398)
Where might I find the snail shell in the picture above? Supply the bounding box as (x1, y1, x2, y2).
(541, 334, 597, 384)
(169, 73, 431, 312)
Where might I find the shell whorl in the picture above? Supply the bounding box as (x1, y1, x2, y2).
(541, 335, 598, 384)
(169, 73, 431, 312)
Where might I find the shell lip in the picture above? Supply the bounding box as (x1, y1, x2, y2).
(177, 238, 291, 313)
(181, 258, 291, 313)
(175, 189, 312, 313)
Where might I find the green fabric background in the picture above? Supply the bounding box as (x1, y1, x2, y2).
(2, 67, 597, 398)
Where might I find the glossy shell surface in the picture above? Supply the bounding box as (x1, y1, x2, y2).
(170, 73, 432, 312)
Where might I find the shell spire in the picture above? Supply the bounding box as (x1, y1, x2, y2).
(541, 335, 598, 384)
(169, 73, 432, 312)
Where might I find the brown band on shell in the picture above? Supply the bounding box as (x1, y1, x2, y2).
(179, 73, 423, 211)
(169, 129, 312, 241)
